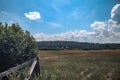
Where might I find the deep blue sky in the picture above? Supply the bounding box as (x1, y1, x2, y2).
(0, 0, 119, 34)
(0, 0, 120, 42)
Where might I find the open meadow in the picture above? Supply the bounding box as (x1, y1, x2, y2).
(39, 50, 120, 80)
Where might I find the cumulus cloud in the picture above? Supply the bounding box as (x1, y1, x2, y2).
(34, 4, 120, 43)
(24, 11, 41, 20)
(90, 21, 106, 31)
(111, 4, 120, 24)
(108, 19, 120, 38)
(33, 30, 95, 42)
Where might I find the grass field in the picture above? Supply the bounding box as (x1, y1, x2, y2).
(38, 50, 120, 80)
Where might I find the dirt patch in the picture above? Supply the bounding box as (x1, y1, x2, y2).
(40, 56, 59, 60)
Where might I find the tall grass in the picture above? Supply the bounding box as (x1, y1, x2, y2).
(38, 50, 120, 80)
(7, 67, 29, 80)
(5, 50, 120, 80)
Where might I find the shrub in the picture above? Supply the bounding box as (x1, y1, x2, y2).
(0, 22, 37, 72)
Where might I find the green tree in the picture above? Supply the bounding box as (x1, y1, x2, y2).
(0, 22, 37, 72)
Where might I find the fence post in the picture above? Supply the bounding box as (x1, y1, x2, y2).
(33, 57, 40, 76)
(24, 57, 40, 80)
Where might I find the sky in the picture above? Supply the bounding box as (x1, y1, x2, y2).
(0, 0, 120, 43)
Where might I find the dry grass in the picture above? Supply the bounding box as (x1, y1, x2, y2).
(38, 50, 120, 80)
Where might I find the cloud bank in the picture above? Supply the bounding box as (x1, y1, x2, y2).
(34, 4, 120, 43)
(24, 11, 41, 20)
(111, 4, 120, 24)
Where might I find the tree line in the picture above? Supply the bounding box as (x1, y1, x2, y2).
(37, 41, 120, 50)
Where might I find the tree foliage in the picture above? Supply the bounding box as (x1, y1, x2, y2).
(37, 41, 120, 50)
(0, 22, 37, 72)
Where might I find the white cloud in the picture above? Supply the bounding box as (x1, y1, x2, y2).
(33, 24, 120, 43)
(90, 21, 106, 31)
(111, 4, 120, 24)
(24, 11, 41, 20)
(108, 19, 120, 38)
(34, 30, 96, 42)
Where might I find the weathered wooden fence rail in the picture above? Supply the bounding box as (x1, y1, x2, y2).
(0, 57, 40, 80)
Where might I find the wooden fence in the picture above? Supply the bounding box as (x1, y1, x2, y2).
(0, 57, 40, 80)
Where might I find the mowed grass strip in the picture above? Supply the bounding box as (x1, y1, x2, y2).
(38, 50, 120, 80)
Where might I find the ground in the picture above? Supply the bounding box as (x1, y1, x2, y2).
(38, 50, 120, 80)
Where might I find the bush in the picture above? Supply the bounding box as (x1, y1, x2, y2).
(0, 22, 37, 72)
